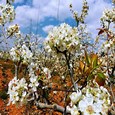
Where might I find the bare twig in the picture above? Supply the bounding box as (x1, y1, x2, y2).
(48, 88, 76, 92)
(54, 46, 78, 91)
(36, 102, 70, 114)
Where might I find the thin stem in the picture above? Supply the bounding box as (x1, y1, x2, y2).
(65, 52, 78, 91)
(63, 92, 68, 115)
(15, 64, 18, 78)
(48, 88, 76, 92)
(76, 20, 79, 27)
(54, 46, 78, 91)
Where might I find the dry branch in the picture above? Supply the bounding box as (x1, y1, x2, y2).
(36, 102, 70, 114)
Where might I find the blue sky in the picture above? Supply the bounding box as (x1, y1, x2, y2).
(0, 0, 112, 39)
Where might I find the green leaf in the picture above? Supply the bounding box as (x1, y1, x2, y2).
(84, 50, 90, 65)
(97, 72, 105, 79)
(91, 54, 98, 68)
(87, 74, 94, 81)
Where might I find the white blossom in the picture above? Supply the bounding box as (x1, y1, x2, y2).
(7, 24, 20, 38)
(9, 43, 33, 63)
(7, 77, 28, 105)
(0, 4, 15, 25)
(70, 91, 82, 104)
(70, 105, 80, 115)
(68, 81, 111, 115)
(43, 67, 51, 79)
(45, 23, 80, 54)
(29, 75, 39, 92)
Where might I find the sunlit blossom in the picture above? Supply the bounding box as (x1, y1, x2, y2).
(70, 91, 82, 104)
(0, 4, 15, 25)
(7, 77, 28, 105)
(68, 81, 111, 115)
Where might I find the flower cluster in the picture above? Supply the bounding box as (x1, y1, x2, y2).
(28, 62, 39, 92)
(10, 43, 33, 63)
(68, 81, 111, 115)
(7, 61, 40, 105)
(100, 8, 115, 27)
(102, 38, 115, 52)
(10, 46, 20, 61)
(7, 24, 21, 38)
(45, 23, 80, 54)
(98, 31, 115, 80)
(7, 61, 40, 104)
(21, 44, 33, 63)
(43, 67, 51, 79)
(70, 0, 89, 23)
(80, 0, 89, 23)
(0, 4, 15, 25)
(7, 77, 28, 105)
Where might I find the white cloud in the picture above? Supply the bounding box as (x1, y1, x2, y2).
(0, 0, 6, 4)
(86, 0, 111, 23)
(42, 25, 54, 33)
(14, 5, 39, 28)
(15, 0, 112, 22)
(32, 0, 82, 21)
(13, 0, 112, 37)
(14, 0, 83, 28)
(85, 0, 112, 38)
